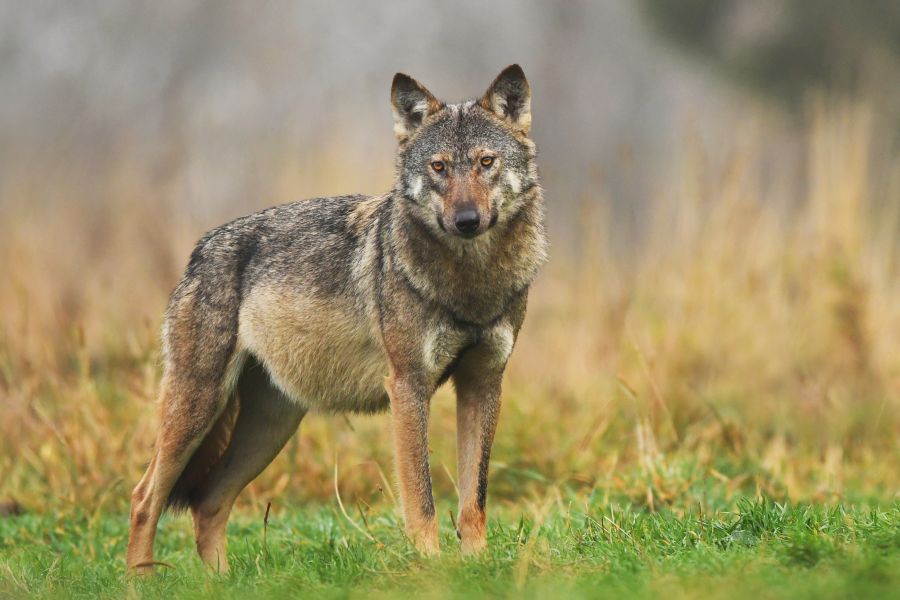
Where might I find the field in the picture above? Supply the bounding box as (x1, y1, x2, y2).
(2, 501, 899, 598)
(1, 102, 899, 598)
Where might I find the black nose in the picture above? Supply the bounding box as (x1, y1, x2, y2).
(454, 210, 480, 235)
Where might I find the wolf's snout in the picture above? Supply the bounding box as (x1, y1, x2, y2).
(453, 209, 481, 236)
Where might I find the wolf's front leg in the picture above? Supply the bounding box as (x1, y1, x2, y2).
(453, 350, 505, 555)
(386, 368, 439, 555)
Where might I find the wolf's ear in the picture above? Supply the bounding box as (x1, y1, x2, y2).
(479, 64, 531, 135)
(391, 73, 442, 143)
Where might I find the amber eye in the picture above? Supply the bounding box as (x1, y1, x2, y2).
(480, 156, 495, 168)
(431, 161, 446, 172)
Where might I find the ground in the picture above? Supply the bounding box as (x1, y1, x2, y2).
(2, 498, 898, 599)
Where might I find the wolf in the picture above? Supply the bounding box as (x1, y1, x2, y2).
(126, 65, 547, 572)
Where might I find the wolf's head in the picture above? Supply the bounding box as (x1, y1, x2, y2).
(391, 65, 538, 239)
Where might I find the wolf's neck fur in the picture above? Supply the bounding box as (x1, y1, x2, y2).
(384, 188, 547, 327)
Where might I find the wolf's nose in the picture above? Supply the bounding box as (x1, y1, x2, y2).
(454, 210, 480, 235)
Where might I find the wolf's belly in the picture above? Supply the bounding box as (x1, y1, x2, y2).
(237, 287, 389, 413)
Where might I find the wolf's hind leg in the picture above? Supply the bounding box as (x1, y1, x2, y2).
(127, 451, 159, 573)
(126, 373, 231, 573)
(189, 359, 306, 571)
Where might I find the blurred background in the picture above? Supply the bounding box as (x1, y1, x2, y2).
(1, 1, 899, 515)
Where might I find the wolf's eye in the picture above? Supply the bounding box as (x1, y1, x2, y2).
(431, 161, 446, 172)
(480, 156, 495, 168)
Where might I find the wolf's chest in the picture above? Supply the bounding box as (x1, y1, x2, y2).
(237, 287, 389, 413)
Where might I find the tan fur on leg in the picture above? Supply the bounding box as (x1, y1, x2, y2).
(387, 368, 439, 555)
(189, 359, 306, 571)
(126, 375, 231, 573)
(453, 346, 505, 555)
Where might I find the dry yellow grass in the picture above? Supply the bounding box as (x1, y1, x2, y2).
(1, 101, 898, 518)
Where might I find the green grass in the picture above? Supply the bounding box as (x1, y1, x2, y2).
(2, 498, 898, 599)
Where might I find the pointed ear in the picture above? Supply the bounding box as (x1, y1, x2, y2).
(479, 64, 531, 134)
(390, 73, 442, 143)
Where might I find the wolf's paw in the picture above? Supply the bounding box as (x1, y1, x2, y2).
(126, 560, 173, 578)
(407, 523, 441, 556)
(457, 507, 487, 556)
(459, 534, 487, 556)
